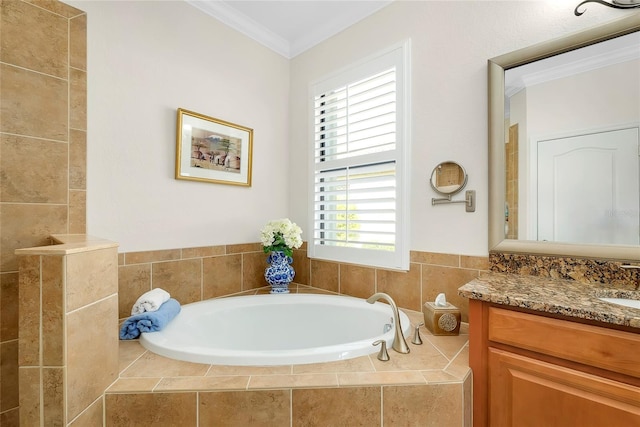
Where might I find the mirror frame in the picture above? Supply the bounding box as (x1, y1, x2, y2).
(488, 13, 640, 262)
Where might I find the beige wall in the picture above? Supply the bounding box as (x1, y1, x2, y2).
(0, 0, 86, 423)
(511, 59, 640, 237)
(61, 0, 623, 257)
(66, 0, 292, 253)
(287, 1, 623, 257)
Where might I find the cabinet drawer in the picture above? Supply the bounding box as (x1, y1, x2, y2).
(488, 348, 640, 427)
(488, 307, 640, 378)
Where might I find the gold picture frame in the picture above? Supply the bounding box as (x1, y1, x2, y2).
(175, 108, 253, 186)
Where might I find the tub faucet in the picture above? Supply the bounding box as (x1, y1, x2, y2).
(366, 292, 410, 354)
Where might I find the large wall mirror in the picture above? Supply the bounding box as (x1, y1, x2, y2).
(489, 13, 640, 261)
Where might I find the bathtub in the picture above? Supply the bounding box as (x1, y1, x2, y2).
(139, 293, 412, 366)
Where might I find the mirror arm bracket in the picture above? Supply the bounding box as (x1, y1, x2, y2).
(432, 190, 476, 212)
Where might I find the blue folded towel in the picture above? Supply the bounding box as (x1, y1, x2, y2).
(119, 298, 181, 340)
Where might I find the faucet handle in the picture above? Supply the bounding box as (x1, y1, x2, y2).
(372, 340, 390, 361)
(412, 323, 424, 345)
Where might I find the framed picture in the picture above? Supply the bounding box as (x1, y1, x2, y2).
(175, 108, 253, 186)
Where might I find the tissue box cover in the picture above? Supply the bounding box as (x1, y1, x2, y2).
(423, 302, 461, 336)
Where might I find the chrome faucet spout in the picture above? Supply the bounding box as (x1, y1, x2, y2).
(366, 292, 410, 354)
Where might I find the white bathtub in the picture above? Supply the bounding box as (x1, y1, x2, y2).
(139, 293, 412, 366)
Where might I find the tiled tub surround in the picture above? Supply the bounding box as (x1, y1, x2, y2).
(12, 238, 478, 425)
(16, 235, 119, 426)
(458, 273, 640, 329)
(118, 245, 489, 323)
(112, 247, 481, 426)
(108, 298, 471, 426)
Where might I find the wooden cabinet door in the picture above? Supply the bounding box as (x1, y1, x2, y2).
(488, 348, 640, 427)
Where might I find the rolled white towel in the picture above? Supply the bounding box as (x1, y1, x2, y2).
(131, 288, 170, 315)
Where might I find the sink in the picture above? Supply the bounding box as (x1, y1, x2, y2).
(598, 297, 640, 310)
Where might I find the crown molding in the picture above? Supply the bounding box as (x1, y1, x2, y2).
(186, 0, 393, 59)
(522, 43, 640, 87)
(505, 42, 640, 97)
(186, 0, 291, 58)
(288, 1, 392, 58)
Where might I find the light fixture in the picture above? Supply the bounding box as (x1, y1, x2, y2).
(575, 0, 640, 16)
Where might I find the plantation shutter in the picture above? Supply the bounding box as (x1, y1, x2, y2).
(308, 42, 410, 270)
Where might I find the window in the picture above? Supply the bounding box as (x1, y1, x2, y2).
(308, 41, 411, 270)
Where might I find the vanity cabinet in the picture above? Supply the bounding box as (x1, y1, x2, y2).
(469, 300, 640, 427)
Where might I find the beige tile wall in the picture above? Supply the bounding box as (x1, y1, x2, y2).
(18, 246, 119, 426)
(119, 244, 488, 322)
(505, 123, 519, 239)
(104, 378, 472, 426)
(0, 1, 87, 422)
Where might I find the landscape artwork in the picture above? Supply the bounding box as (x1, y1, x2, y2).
(190, 127, 242, 173)
(175, 108, 253, 186)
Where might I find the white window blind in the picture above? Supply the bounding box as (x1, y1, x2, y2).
(308, 42, 410, 270)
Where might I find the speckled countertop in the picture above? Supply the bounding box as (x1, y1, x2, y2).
(458, 273, 640, 329)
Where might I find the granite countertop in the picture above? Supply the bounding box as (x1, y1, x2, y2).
(458, 273, 640, 329)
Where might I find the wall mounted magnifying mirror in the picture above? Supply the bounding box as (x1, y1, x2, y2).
(430, 161, 476, 212)
(488, 13, 640, 261)
(430, 161, 467, 195)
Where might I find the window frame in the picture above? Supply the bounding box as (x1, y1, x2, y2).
(307, 40, 412, 271)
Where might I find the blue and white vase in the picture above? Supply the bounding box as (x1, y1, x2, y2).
(265, 251, 295, 294)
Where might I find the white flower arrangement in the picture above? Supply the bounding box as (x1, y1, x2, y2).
(260, 218, 303, 258)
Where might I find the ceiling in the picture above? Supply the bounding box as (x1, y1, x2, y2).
(185, 0, 394, 58)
